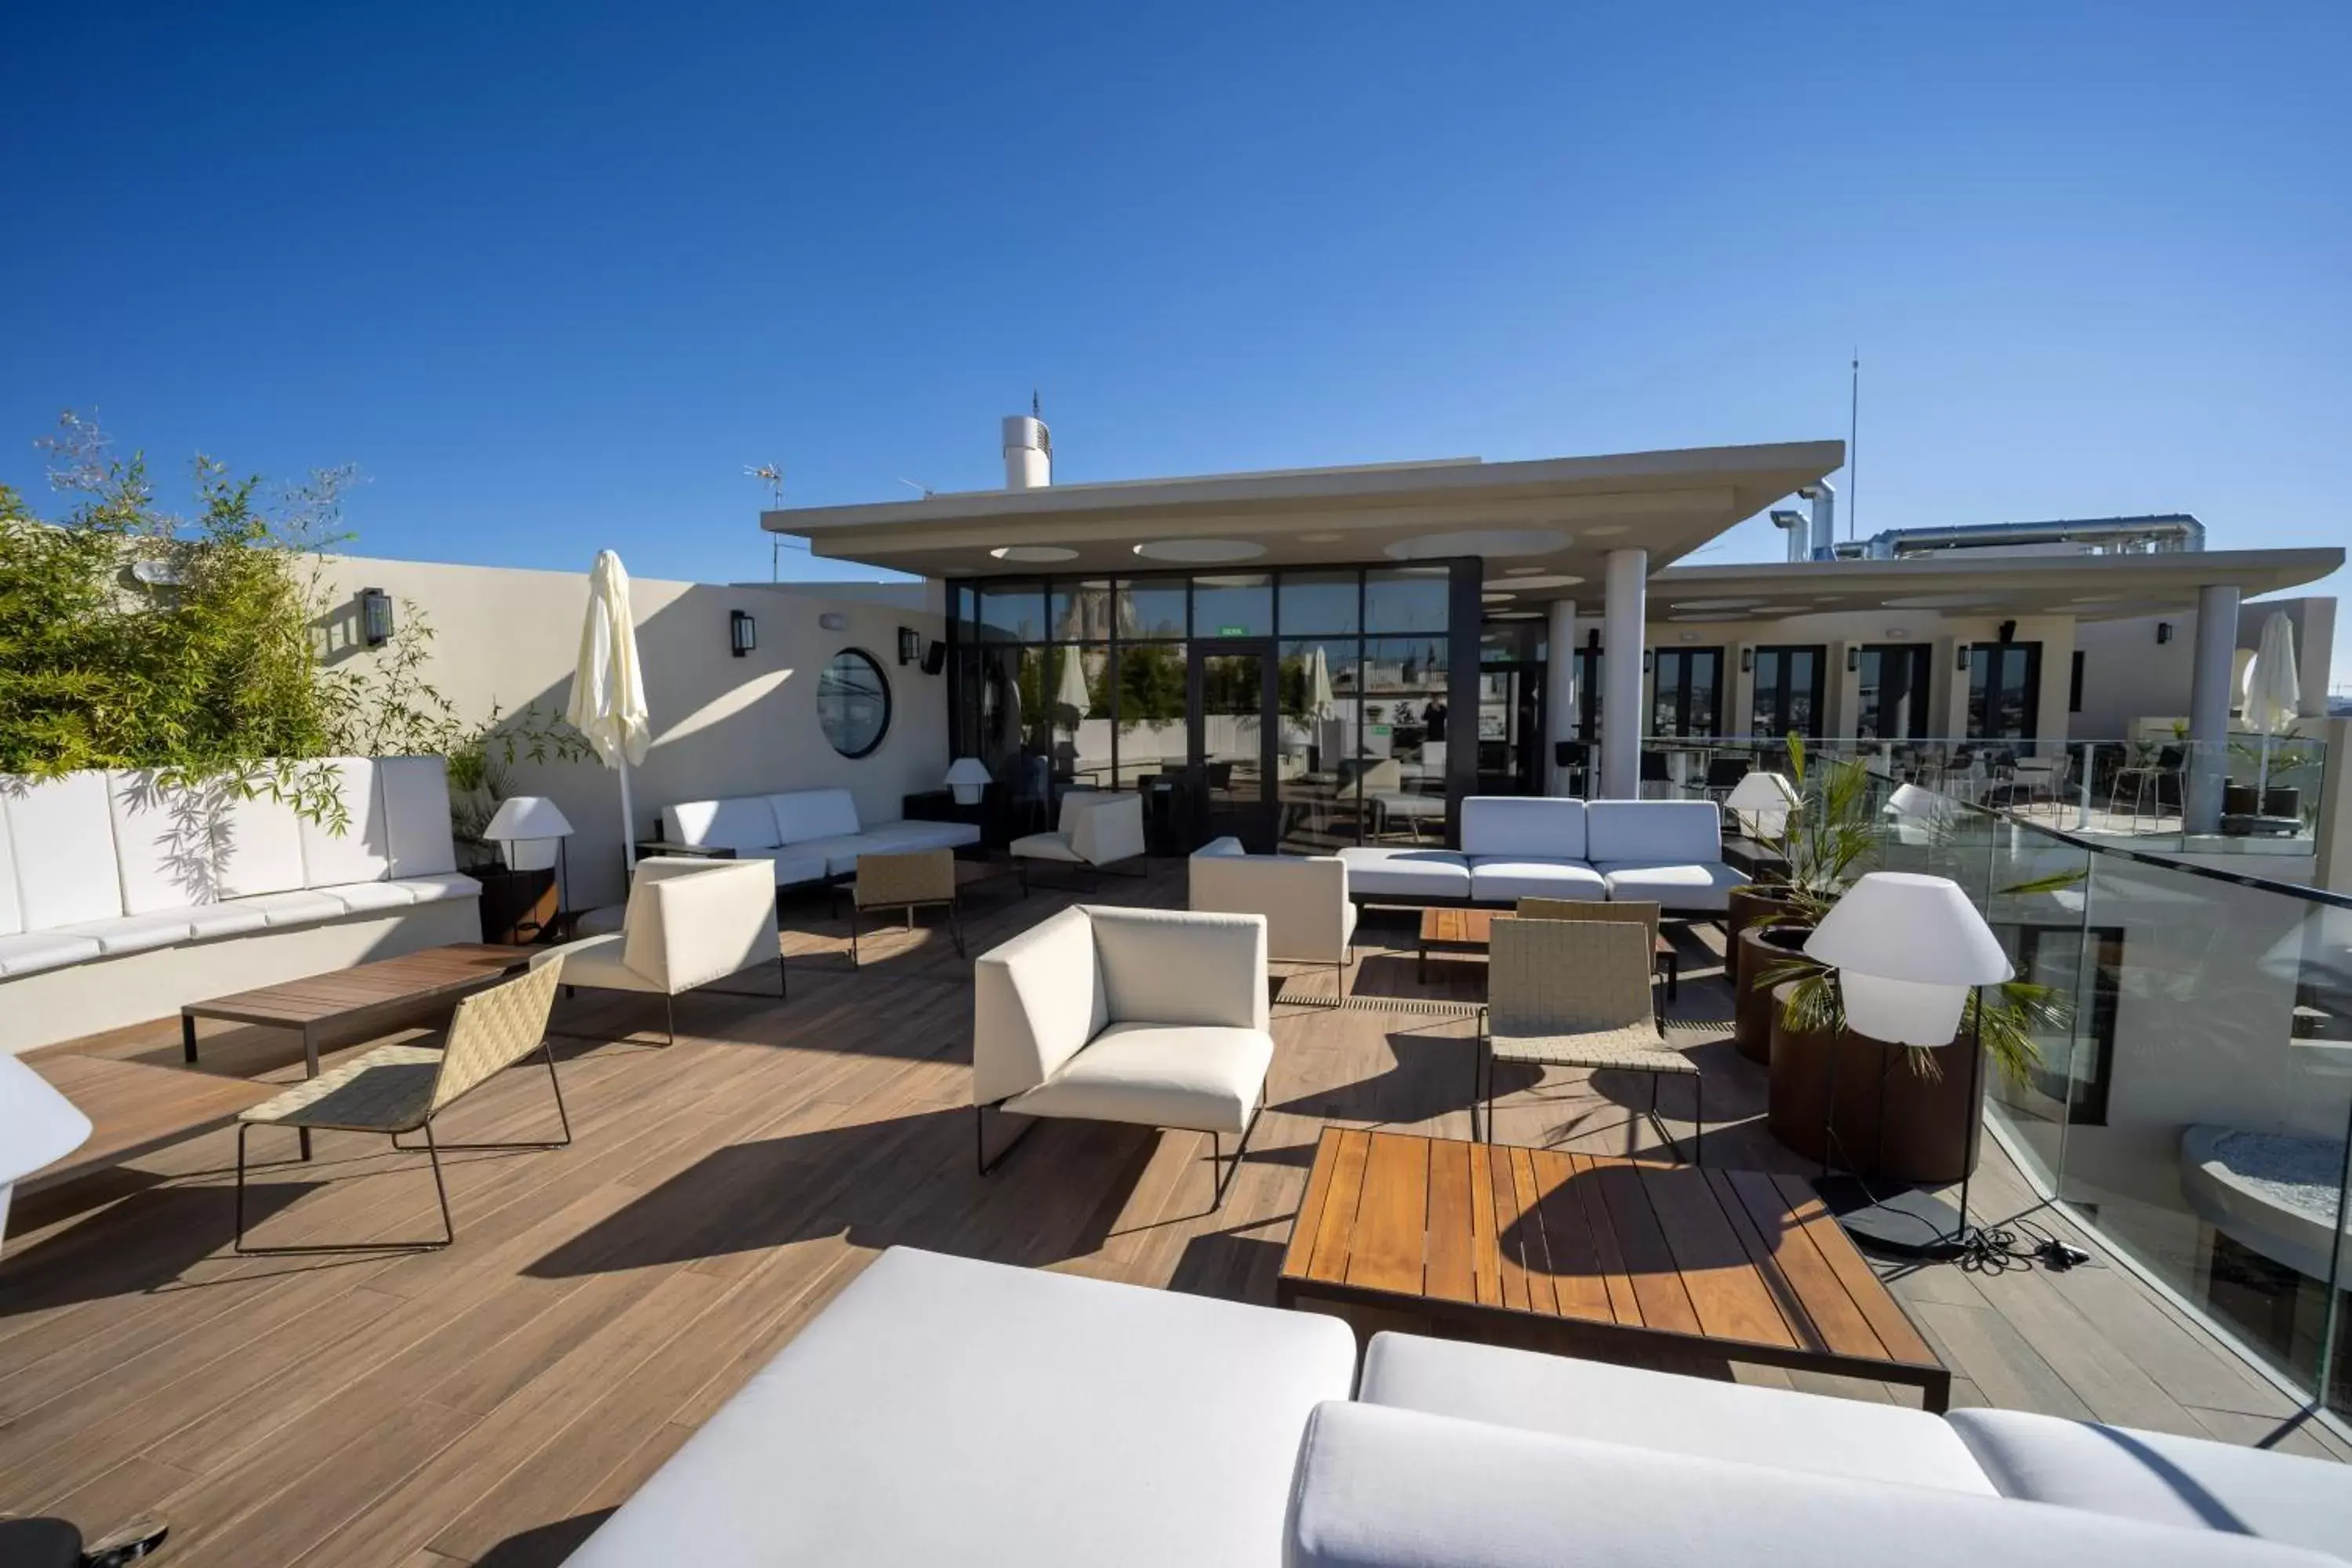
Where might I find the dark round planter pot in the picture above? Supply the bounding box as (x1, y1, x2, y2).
(1765, 982, 1983, 1184)
(1732, 922, 1813, 1065)
(2263, 786, 2301, 818)
(2223, 782, 2260, 818)
(1724, 884, 1800, 994)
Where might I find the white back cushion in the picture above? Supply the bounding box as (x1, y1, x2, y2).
(216, 784, 310, 898)
(1089, 906, 1269, 1033)
(1587, 800, 1723, 863)
(1461, 797, 1587, 860)
(771, 789, 861, 844)
(664, 797, 782, 853)
(299, 757, 392, 887)
(5, 771, 125, 930)
(108, 770, 228, 913)
(972, 906, 1108, 1104)
(379, 756, 459, 877)
(0, 786, 21, 935)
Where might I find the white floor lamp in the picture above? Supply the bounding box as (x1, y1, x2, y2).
(1804, 871, 2016, 1262)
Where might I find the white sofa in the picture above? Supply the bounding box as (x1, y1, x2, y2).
(1189, 837, 1356, 975)
(973, 905, 1271, 1203)
(0, 758, 481, 1056)
(659, 786, 981, 888)
(572, 1247, 2350, 1568)
(1338, 797, 1744, 913)
(557, 857, 786, 1044)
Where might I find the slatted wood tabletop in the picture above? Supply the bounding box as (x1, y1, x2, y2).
(1279, 1127, 1952, 1409)
(180, 944, 529, 1033)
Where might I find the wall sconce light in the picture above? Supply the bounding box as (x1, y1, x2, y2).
(1847, 646, 1860, 673)
(1641, 649, 1653, 674)
(1739, 648, 1753, 674)
(1884, 628, 1911, 639)
(359, 587, 395, 647)
(819, 611, 848, 632)
(1998, 619, 2018, 644)
(729, 609, 757, 658)
(2157, 621, 2174, 644)
(898, 627, 920, 666)
(1957, 643, 1971, 670)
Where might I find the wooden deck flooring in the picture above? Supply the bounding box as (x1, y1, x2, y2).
(1, 860, 2341, 1564)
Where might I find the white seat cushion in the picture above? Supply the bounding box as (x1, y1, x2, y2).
(1335, 847, 1471, 899)
(568, 1247, 1359, 1568)
(216, 786, 312, 898)
(1001, 1021, 1273, 1134)
(5, 771, 125, 929)
(393, 871, 484, 905)
(769, 788, 862, 844)
(1587, 799, 1724, 862)
(1950, 1407, 2352, 1554)
(555, 931, 654, 993)
(783, 833, 882, 878)
(0, 931, 106, 977)
(379, 756, 459, 877)
(856, 819, 982, 854)
(183, 902, 271, 940)
(1468, 857, 1609, 903)
(1461, 796, 1588, 859)
(734, 849, 830, 887)
(1359, 1333, 1994, 1495)
(1596, 858, 1745, 913)
(298, 757, 394, 887)
(53, 912, 199, 958)
(1287, 1402, 2323, 1568)
(235, 890, 350, 928)
(316, 879, 419, 914)
(1009, 829, 1085, 863)
(663, 797, 784, 854)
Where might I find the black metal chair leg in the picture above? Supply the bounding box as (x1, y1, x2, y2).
(778, 955, 789, 998)
(423, 1121, 456, 1247)
(233, 1123, 249, 1250)
(975, 1103, 1038, 1176)
(664, 994, 676, 1047)
(1693, 1075, 1704, 1168)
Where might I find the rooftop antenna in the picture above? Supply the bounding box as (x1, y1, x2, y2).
(1848, 350, 1860, 543)
(898, 477, 935, 499)
(746, 463, 787, 581)
(1032, 389, 1040, 419)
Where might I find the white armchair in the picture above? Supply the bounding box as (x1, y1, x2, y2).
(1189, 837, 1356, 989)
(557, 858, 786, 1044)
(973, 906, 1271, 1206)
(1008, 790, 1148, 890)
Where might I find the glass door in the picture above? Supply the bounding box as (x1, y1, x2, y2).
(1650, 648, 1724, 739)
(1191, 641, 1278, 850)
(1475, 661, 1544, 795)
(1968, 643, 2043, 741)
(1857, 644, 1933, 740)
(1751, 644, 1827, 739)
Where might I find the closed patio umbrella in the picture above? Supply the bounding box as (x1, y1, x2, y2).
(568, 550, 652, 873)
(1054, 645, 1092, 719)
(2242, 612, 2301, 804)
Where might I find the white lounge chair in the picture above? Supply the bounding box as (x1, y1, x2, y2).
(557, 858, 786, 1044)
(1007, 790, 1146, 890)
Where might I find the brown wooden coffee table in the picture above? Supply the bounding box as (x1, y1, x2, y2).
(1417, 907, 1677, 996)
(181, 944, 534, 1157)
(1278, 1127, 1952, 1410)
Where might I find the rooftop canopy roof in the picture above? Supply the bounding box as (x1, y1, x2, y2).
(763, 441, 1846, 583)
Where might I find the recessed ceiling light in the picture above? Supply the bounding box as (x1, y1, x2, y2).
(1490, 573, 1584, 591)
(1299, 532, 1346, 543)
(1668, 614, 1723, 622)
(1132, 539, 1266, 563)
(1671, 597, 1763, 611)
(990, 545, 1079, 563)
(1504, 565, 1548, 576)
(1584, 524, 1630, 537)
(1481, 591, 1516, 602)
(1384, 528, 1568, 561)
(1883, 593, 1996, 609)
(1486, 610, 1541, 620)
(1748, 604, 1813, 613)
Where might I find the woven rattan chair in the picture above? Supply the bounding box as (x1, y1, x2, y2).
(851, 848, 962, 964)
(1515, 896, 1677, 1000)
(233, 946, 575, 1253)
(1480, 918, 1700, 1163)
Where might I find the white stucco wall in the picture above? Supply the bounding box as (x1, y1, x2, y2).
(318, 557, 950, 909)
(2074, 595, 2336, 740)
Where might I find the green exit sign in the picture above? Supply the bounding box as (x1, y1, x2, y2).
(1218, 625, 1248, 637)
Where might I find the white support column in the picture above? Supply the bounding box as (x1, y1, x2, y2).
(2186, 583, 2239, 835)
(1601, 548, 1648, 799)
(1546, 599, 1579, 795)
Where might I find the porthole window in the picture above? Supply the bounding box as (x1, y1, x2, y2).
(818, 648, 891, 758)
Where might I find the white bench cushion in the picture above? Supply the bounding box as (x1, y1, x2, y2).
(784, 833, 878, 878)
(1002, 1021, 1274, 1134)
(183, 902, 271, 940)
(568, 1247, 1359, 1568)
(238, 889, 351, 927)
(1950, 1408, 2352, 1555)
(771, 788, 861, 844)
(106, 771, 224, 914)
(1336, 847, 1471, 900)
(735, 849, 831, 887)
(216, 786, 310, 899)
(53, 912, 200, 958)
(1359, 1333, 1994, 1496)
(0, 793, 18, 936)
(298, 757, 393, 887)
(1286, 1401, 2325, 1568)
(663, 797, 783, 854)
(5, 771, 124, 930)
(1597, 858, 1746, 913)
(1461, 796, 1587, 859)
(0, 931, 106, 977)
(1468, 857, 1609, 903)
(1587, 799, 1723, 862)
(392, 871, 485, 906)
(379, 756, 459, 877)
(318, 880, 419, 915)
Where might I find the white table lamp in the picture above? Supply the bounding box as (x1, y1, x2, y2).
(1, 1055, 93, 1254)
(1722, 771, 1798, 841)
(483, 795, 575, 906)
(945, 757, 993, 806)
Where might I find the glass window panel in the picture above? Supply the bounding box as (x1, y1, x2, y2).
(1360, 635, 1450, 841)
(1038, 645, 1114, 793)
(1116, 578, 1188, 640)
(1279, 571, 1361, 635)
(1364, 568, 1450, 634)
(1192, 573, 1273, 640)
(1048, 580, 1113, 641)
(950, 583, 976, 632)
(975, 583, 1044, 642)
(1112, 641, 1188, 786)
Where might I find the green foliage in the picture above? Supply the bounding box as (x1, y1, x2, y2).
(1117, 643, 1186, 727)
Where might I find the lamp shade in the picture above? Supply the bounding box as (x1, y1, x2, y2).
(1722, 771, 1798, 838)
(2, 1055, 93, 1250)
(482, 796, 575, 841)
(944, 757, 993, 805)
(1805, 872, 2014, 1047)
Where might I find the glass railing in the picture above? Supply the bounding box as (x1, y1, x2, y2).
(1622, 734, 2328, 861)
(1718, 745, 2352, 1420)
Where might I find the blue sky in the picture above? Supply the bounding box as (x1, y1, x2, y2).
(5, 4, 2346, 686)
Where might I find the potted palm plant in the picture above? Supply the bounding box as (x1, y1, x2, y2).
(1729, 738, 1878, 1063)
